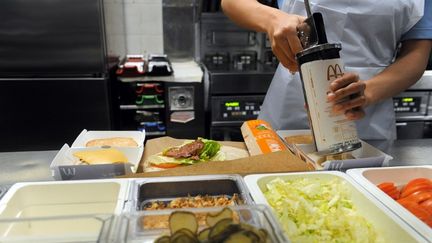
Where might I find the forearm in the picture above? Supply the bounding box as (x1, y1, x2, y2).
(221, 0, 279, 33)
(365, 40, 432, 105)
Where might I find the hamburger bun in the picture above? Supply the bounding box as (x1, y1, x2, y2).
(86, 137, 138, 147)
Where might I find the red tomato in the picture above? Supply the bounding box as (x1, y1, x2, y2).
(377, 182, 400, 199)
(402, 191, 432, 204)
(420, 198, 432, 214)
(151, 163, 181, 169)
(405, 178, 432, 189)
(400, 183, 432, 198)
(386, 188, 400, 200)
(398, 200, 432, 227)
(378, 182, 396, 192)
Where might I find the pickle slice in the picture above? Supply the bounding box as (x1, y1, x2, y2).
(197, 228, 211, 241)
(169, 211, 198, 234)
(206, 207, 234, 227)
(154, 235, 170, 243)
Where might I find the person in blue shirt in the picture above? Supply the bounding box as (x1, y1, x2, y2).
(222, 0, 432, 149)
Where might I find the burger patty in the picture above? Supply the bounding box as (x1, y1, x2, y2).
(164, 139, 205, 160)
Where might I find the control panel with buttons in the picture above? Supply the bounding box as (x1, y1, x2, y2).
(393, 96, 423, 113)
(211, 95, 265, 123)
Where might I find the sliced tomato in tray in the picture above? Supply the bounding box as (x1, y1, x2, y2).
(377, 182, 400, 200)
(398, 200, 432, 227)
(400, 182, 432, 199)
(420, 198, 432, 214)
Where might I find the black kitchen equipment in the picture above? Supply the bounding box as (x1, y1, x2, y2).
(201, 12, 276, 140)
(0, 0, 121, 151)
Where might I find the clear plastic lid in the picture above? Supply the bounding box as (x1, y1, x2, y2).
(116, 205, 289, 243)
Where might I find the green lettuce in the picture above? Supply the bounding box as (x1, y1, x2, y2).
(198, 138, 221, 160)
(264, 177, 382, 243)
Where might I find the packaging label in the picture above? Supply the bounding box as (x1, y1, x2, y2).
(300, 58, 360, 152)
(58, 164, 126, 180)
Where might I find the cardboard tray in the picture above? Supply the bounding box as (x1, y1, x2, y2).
(347, 166, 432, 240)
(244, 171, 428, 242)
(277, 130, 393, 170)
(126, 136, 311, 178)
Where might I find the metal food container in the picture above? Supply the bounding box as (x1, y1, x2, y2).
(116, 205, 288, 243)
(128, 174, 254, 212)
(347, 166, 432, 240)
(244, 171, 428, 242)
(0, 185, 8, 200)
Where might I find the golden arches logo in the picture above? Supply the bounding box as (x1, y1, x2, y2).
(327, 64, 344, 81)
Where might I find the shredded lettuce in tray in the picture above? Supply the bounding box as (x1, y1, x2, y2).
(264, 177, 382, 243)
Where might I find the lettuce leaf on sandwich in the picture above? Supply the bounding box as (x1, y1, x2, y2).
(148, 138, 225, 169)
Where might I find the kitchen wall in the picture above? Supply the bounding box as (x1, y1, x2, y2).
(104, 0, 163, 58)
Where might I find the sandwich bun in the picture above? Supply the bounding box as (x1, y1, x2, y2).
(86, 137, 138, 147)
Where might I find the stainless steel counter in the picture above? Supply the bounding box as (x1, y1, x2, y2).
(387, 139, 432, 166)
(0, 139, 430, 194)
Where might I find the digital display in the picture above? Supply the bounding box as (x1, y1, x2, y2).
(225, 101, 240, 107)
(402, 97, 414, 102)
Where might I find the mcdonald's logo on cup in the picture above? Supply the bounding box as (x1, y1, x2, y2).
(327, 64, 344, 81)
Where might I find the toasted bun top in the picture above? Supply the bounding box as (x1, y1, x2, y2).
(86, 137, 138, 147)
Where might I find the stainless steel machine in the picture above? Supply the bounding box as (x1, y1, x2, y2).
(394, 70, 432, 139)
(200, 7, 278, 141)
(0, 0, 122, 151)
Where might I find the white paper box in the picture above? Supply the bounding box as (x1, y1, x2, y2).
(50, 144, 143, 180)
(244, 171, 428, 242)
(277, 130, 393, 170)
(347, 166, 432, 240)
(50, 129, 145, 180)
(71, 129, 145, 148)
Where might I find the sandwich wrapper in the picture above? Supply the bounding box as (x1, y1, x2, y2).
(122, 136, 311, 178)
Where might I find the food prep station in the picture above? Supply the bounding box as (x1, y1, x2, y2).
(0, 169, 431, 242)
(1, 129, 432, 242)
(0, 0, 431, 242)
(0, 132, 432, 242)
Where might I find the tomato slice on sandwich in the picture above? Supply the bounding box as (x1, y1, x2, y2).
(152, 163, 182, 169)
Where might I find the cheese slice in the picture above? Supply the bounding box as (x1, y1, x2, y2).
(74, 148, 128, 165)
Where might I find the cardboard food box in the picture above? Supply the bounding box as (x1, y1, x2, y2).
(277, 129, 393, 171)
(50, 129, 145, 180)
(241, 120, 288, 156)
(124, 136, 311, 178)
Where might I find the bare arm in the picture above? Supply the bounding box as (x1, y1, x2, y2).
(221, 0, 305, 71)
(327, 40, 432, 120)
(364, 40, 432, 105)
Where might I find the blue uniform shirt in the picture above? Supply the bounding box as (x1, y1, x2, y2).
(277, 0, 284, 9)
(277, 0, 431, 40)
(402, 0, 432, 39)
